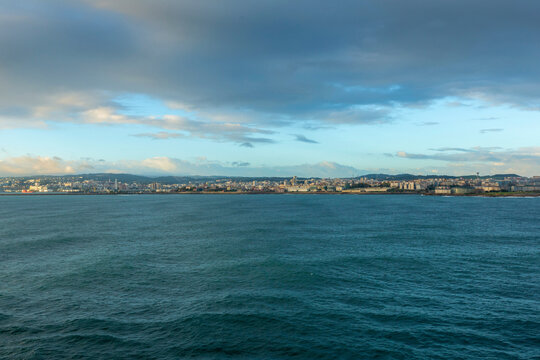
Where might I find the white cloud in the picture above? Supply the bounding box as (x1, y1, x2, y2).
(0, 156, 78, 176)
(0, 155, 362, 177)
(2, 152, 539, 177)
(77, 105, 277, 146)
(82, 106, 133, 124)
(132, 131, 186, 140)
(140, 157, 179, 172)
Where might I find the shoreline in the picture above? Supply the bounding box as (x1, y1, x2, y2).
(0, 192, 538, 197)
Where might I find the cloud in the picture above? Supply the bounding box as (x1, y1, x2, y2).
(140, 157, 178, 172)
(480, 128, 503, 134)
(428, 146, 503, 153)
(428, 147, 474, 152)
(321, 106, 392, 125)
(0, 155, 362, 177)
(1, 0, 539, 133)
(395, 147, 540, 175)
(475, 117, 499, 121)
(231, 161, 250, 167)
(80, 107, 276, 145)
(133, 132, 185, 140)
(2, 151, 538, 177)
(293, 134, 318, 144)
(0, 156, 78, 175)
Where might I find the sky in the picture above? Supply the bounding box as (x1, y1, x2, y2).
(0, 0, 539, 177)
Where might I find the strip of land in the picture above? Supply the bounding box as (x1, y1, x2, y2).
(1, 173, 539, 197)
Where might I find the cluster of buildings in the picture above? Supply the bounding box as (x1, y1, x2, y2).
(0, 177, 173, 194)
(1, 174, 539, 195)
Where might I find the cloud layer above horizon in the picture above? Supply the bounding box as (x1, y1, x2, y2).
(0, 0, 539, 176)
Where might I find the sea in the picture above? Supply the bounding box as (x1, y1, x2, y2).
(0, 194, 538, 359)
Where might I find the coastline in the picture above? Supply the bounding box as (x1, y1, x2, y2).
(1, 192, 538, 197)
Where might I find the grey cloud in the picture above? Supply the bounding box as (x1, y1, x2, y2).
(1, 0, 539, 132)
(430, 146, 503, 152)
(321, 107, 393, 125)
(446, 101, 471, 108)
(429, 147, 474, 152)
(397, 147, 540, 164)
(302, 124, 335, 131)
(241, 137, 275, 144)
(0, 106, 32, 118)
(294, 134, 318, 144)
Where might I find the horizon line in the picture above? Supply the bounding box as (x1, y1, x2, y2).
(0, 172, 528, 179)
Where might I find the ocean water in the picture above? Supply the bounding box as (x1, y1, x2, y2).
(0, 194, 538, 359)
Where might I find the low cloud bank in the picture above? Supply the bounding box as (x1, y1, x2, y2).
(0, 156, 360, 178)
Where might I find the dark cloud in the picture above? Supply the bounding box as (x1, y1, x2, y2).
(294, 134, 318, 144)
(1, 0, 539, 131)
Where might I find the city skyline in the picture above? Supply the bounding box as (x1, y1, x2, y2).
(1, 1, 540, 177)
(3, 172, 539, 195)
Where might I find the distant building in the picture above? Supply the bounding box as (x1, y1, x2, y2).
(434, 187, 451, 194)
(451, 187, 473, 194)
